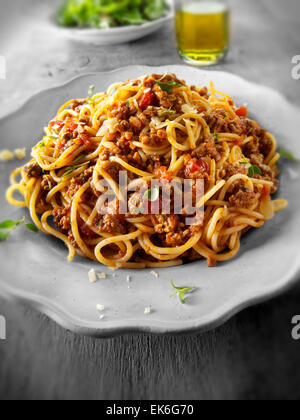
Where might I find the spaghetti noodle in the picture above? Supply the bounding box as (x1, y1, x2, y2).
(6, 74, 288, 269)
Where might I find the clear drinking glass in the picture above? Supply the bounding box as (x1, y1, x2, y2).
(175, 0, 230, 66)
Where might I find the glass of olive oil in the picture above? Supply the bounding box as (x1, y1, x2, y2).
(175, 0, 230, 66)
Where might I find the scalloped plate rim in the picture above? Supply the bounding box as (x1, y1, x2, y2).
(0, 261, 299, 337)
(0, 65, 300, 337)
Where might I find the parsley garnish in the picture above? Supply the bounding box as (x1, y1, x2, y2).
(240, 162, 262, 178)
(155, 76, 182, 93)
(248, 165, 261, 178)
(126, 99, 130, 108)
(39, 136, 58, 148)
(39, 139, 46, 148)
(159, 108, 176, 118)
(0, 231, 9, 241)
(87, 85, 95, 104)
(0, 219, 24, 229)
(143, 185, 160, 202)
(279, 146, 297, 162)
(170, 280, 196, 304)
(73, 155, 87, 163)
(25, 223, 39, 233)
(0, 217, 38, 241)
(61, 161, 89, 178)
(214, 133, 219, 142)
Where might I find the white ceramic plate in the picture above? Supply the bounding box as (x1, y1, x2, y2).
(50, 0, 174, 45)
(0, 65, 300, 337)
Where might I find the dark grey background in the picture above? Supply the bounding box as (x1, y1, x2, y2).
(0, 0, 300, 400)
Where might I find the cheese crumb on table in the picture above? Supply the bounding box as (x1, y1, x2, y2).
(97, 273, 106, 279)
(150, 271, 159, 278)
(88, 268, 97, 283)
(144, 307, 152, 315)
(97, 304, 105, 312)
(0, 148, 27, 161)
(0, 150, 14, 161)
(126, 275, 131, 283)
(14, 148, 26, 160)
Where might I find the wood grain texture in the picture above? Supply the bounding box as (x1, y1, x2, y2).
(0, 0, 300, 400)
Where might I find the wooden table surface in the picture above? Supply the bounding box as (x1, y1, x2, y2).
(1, 0, 300, 400)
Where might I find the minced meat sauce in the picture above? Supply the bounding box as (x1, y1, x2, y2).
(24, 74, 279, 262)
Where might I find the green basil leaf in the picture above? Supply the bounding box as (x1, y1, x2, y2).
(0, 217, 25, 230)
(279, 147, 297, 162)
(252, 165, 262, 176)
(156, 82, 172, 92)
(143, 185, 160, 202)
(240, 162, 262, 178)
(170, 280, 196, 304)
(170, 280, 183, 291)
(155, 79, 182, 92)
(0, 220, 19, 229)
(0, 231, 10, 241)
(178, 292, 187, 304)
(25, 223, 39, 233)
(248, 166, 254, 178)
(159, 108, 176, 118)
(0, 216, 26, 241)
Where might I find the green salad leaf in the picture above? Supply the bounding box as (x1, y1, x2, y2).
(56, 0, 169, 29)
(144, 0, 167, 20)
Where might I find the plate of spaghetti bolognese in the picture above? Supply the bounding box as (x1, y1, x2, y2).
(0, 65, 299, 336)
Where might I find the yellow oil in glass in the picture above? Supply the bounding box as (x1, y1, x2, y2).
(176, 1, 230, 66)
